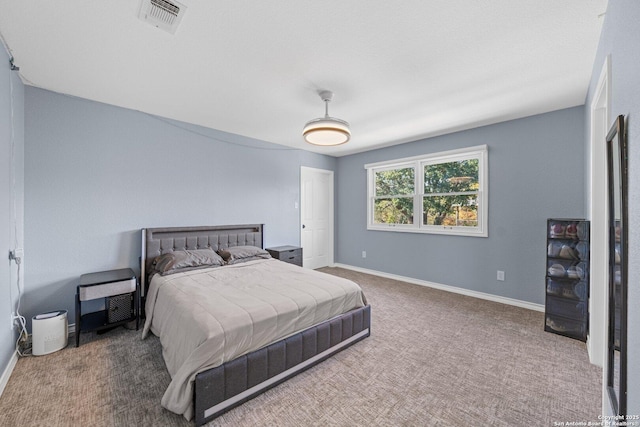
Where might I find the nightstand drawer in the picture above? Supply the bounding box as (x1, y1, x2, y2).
(78, 278, 136, 301)
(280, 251, 302, 265)
(266, 246, 303, 267)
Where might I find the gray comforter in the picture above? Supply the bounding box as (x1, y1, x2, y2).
(142, 258, 367, 420)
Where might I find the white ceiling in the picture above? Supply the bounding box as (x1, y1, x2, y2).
(0, 1, 608, 157)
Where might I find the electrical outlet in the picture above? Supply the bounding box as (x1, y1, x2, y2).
(497, 270, 505, 281)
(362, 251, 367, 258)
(8, 248, 23, 262)
(10, 315, 19, 331)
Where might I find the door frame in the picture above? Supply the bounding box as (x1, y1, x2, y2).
(588, 55, 610, 369)
(300, 166, 335, 268)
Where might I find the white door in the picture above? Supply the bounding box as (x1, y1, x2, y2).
(300, 167, 334, 269)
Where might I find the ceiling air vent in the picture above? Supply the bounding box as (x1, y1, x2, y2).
(138, 0, 187, 34)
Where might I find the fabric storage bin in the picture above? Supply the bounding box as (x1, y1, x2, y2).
(545, 314, 586, 339)
(546, 279, 587, 301)
(546, 296, 587, 321)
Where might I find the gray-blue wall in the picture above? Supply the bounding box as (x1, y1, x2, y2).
(0, 44, 25, 380)
(22, 87, 335, 328)
(586, 0, 640, 415)
(335, 106, 585, 305)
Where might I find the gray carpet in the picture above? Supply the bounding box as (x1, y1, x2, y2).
(0, 267, 602, 426)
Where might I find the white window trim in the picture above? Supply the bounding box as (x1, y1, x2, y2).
(365, 145, 488, 237)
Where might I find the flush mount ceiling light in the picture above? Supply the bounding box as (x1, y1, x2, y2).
(303, 90, 351, 146)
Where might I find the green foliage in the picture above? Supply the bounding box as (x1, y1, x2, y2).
(373, 159, 479, 226)
(423, 160, 479, 193)
(423, 159, 479, 226)
(374, 167, 414, 224)
(375, 167, 414, 196)
(374, 197, 413, 224)
(423, 195, 478, 226)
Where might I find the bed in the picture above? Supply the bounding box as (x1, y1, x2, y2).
(140, 224, 371, 425)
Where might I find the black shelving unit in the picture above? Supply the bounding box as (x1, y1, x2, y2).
(544, 219, 590, 341)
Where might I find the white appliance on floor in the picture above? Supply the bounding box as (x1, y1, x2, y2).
(31, 310, 68, 356)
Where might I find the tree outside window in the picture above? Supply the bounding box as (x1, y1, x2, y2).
(373, 167, 414, 225)
(366, 145, 487, 237)
(423, 159, 479, 227)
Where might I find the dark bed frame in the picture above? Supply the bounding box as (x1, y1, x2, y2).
(141, 224, 371, 425)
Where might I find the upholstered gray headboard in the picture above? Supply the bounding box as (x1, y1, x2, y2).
(140, 224, 264, 295)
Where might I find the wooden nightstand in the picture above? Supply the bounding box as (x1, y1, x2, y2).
(266, 246, 303, 267)
(75, 268, 139, 347)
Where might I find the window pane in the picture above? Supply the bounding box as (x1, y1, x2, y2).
(424, 159, 479, 194)
(367, 145, 486, 236)
(375, 167, 415, 196)
(374, 197, 414, 225)
(423, 195, 478, 227)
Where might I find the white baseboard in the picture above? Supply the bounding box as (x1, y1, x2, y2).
(0, 350, 18, 398)
(332, 263, 544, 312)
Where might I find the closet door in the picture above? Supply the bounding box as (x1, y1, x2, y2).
(300, 167, 334, 269)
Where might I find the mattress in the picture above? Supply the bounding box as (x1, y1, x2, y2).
(142, 258, 367, 419)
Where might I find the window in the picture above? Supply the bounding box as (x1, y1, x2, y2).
(366, 145, 488, 237)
